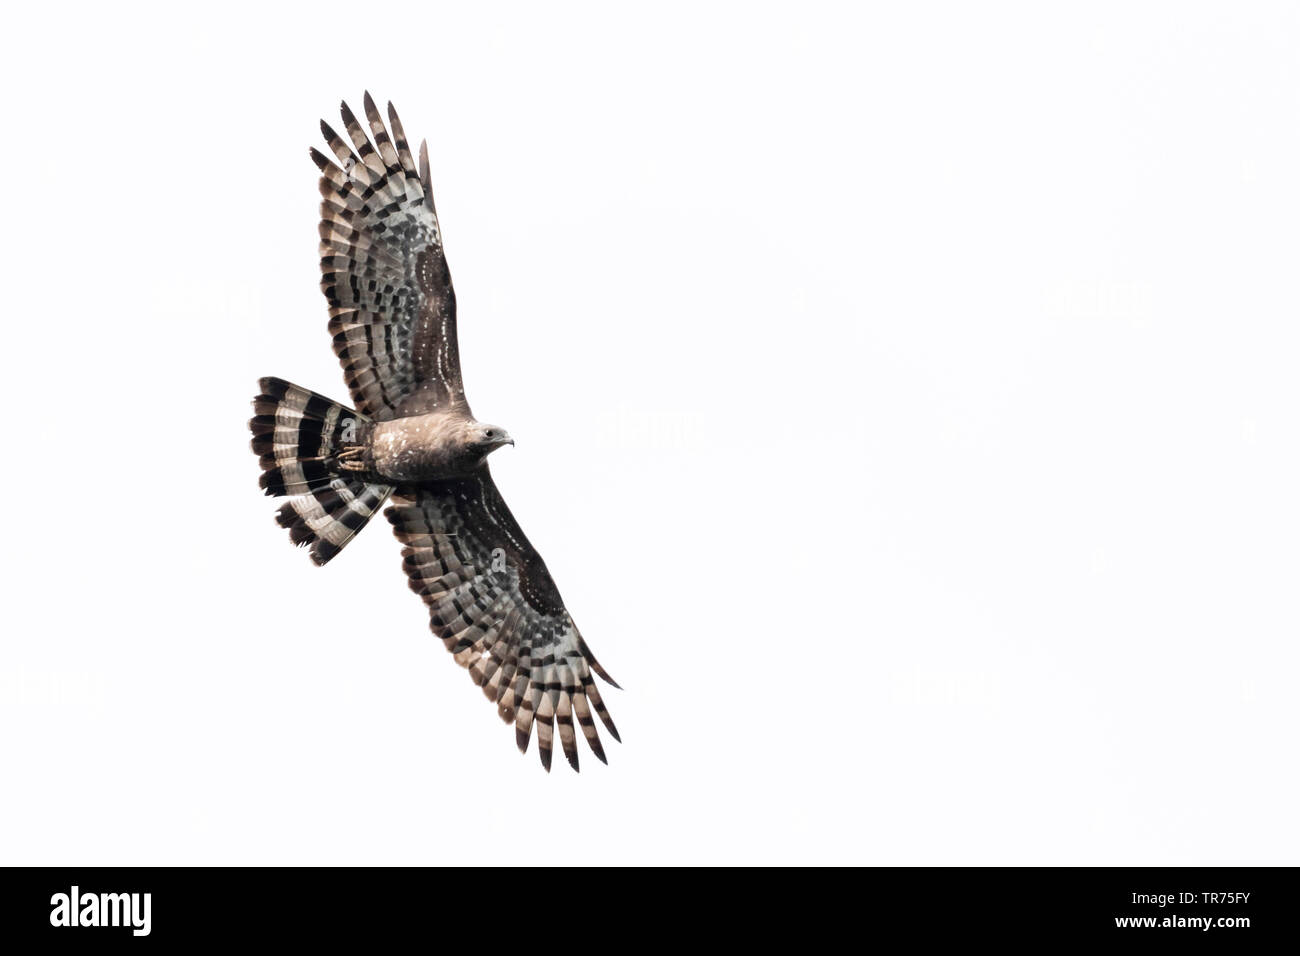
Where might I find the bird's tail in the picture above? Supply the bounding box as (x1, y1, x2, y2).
(249, 377, 393, 566)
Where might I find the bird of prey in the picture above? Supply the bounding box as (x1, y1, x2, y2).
(248, 95, 619, 772)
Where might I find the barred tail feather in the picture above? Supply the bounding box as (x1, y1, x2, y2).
(249, 377, 393, 565)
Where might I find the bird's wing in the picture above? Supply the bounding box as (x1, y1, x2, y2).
(387, 471, 620, 771)
(313, 95, 465, 421)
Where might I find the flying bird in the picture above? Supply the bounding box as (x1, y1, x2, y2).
(249, 94, 619, 772)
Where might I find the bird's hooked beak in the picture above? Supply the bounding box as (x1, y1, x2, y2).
(487, 430, 515, 448)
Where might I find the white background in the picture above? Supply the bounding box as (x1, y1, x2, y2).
(2, 2, 1297, 865)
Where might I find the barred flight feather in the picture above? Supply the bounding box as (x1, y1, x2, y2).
(249, 377, 393, 566)
(387, 477, 620, 772)
(311, 94, 463, 422)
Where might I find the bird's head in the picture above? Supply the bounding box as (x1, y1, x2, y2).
(471, 421, 515, 460)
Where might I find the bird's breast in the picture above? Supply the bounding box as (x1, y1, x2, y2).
(368, 412, 466, 482)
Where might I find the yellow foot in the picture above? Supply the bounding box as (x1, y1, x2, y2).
(336, 445, 366, 472)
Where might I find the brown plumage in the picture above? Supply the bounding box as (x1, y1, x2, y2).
(249, 95, 619, 772)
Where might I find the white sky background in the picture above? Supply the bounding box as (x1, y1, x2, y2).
(2, 2, 1298, 865)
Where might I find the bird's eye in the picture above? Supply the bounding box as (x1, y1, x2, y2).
(485, 429, 494, 438)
